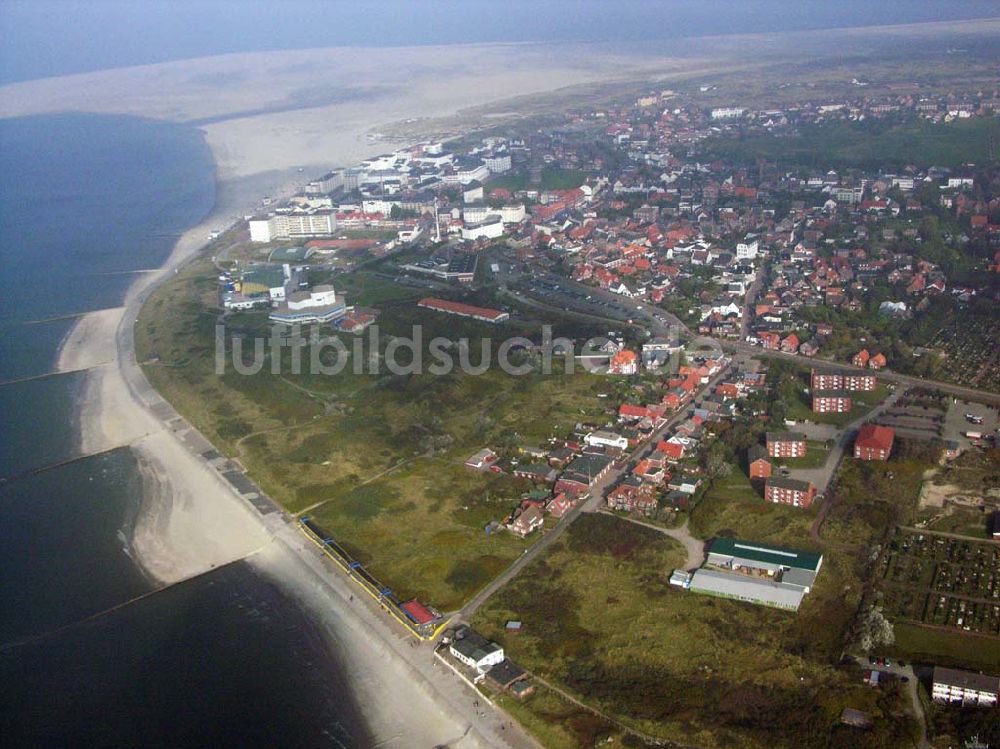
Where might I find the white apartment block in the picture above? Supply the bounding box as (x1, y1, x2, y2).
(461, 215, 504, 241)
(499, 204, 526, 224)
(736, 239, 759, 260)
(443, 163, 490, 185)
(711, 107, 745, 120)
(932, 667, 999, 707)
(249, 212, 337, 243)
(484, 153, 512, 173)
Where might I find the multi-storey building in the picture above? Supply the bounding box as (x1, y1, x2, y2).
(854, 424, 895, 461)
(812, 390, 852, 413)
(765, 477, 816, 508)
(249, 211, 337, 243)
(766, 432, 807, 458)
(932, 667, 999, 707)
(810, 368, 876, 392)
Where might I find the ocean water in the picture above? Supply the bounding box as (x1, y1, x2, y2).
(2, 0, 1000, 84)
(0, 114, 369, 747)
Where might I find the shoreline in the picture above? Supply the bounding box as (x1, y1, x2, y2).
(54, 111, 539, 745)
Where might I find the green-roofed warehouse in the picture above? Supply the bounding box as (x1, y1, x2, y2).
(706, 537, 823, 577)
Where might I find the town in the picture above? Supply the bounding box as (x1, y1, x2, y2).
(138, 74, 1000, 749)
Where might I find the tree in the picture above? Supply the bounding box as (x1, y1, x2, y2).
(855, 604, 895, 652)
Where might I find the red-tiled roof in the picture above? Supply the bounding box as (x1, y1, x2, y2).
(418, 298, 506, 321)
(401, 600, 435, 625)
(856, 424, 895, 453)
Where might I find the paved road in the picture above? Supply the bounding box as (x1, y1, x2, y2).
(110, 212, 543, 749)
(599, 512, 706, 570)
(739, 263, 766, 340)
(723, 341, 1000, 406)
(788, 389, 902, 495)
(851, 655, 931, 749)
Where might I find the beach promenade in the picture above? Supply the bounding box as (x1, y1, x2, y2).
(55, 157, 541, 748)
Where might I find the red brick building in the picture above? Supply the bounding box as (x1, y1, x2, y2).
(812, 390, 852, 413)
(854, 424, 895, 461)
(810, 368, 877, 392)
(765, 477, 816, 508)
(844, 373, 877, 392)
(811, 368, 844, 391)
(766, 432, 807, 458)
(748, 444, 772, 479)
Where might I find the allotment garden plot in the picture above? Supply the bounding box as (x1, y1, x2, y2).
(877, 528, 1000, 637)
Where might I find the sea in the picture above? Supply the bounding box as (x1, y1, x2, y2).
(0, 114, 370, 747)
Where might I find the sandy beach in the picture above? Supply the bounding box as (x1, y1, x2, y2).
(50, 167, 532, 745)
(39, 40, 600, 743)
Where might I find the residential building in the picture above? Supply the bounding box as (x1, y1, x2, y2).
(465, 448, 498, 471)
(932, 667, 999, 707)
(765, 477, 816, 508)
(766, 432, 807, 458)
(585, 430, 628, 450)
(810, 368, 877, 392)
(812, 390, 852, 414)
(736, 238, 759, 260)
(609, 349, 639, 375)
(854, 424, 895, 461)
(449, 626, 505, 673)
(249, 211, 337, 242)
(508, 505, 544, 537)
(748, 444, 772, 479)
(513, 464, 557, 483)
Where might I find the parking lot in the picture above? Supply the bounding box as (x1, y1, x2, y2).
(516, 274, 678, 336)
(942, 397, 999, 450)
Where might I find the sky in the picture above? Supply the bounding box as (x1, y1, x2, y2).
(2, 0, 999, 85)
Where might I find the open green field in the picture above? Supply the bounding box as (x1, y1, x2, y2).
(776, 441, 830, 469)
(784, 383, 890, 427)
(891, 623, 1000, 672)
(822, 456, 926, 549)
(487, 167, 587, 194)
(135, 257, 619, 611)
(689, 468, 816, 547)
(699, 118, 1000, 171)
(917, 505, 993, 540)
(473, 514, 915, 749)
(493, 690, 626, 749)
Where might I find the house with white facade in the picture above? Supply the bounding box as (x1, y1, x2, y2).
(449, 626, 505, 674)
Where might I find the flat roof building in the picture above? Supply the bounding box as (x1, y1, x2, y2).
(932, 666, 999, 707)
(689, 568, 806, 610)
(676, 537, 824, 611)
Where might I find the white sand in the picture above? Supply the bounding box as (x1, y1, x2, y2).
(250, 539, 539, 749)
